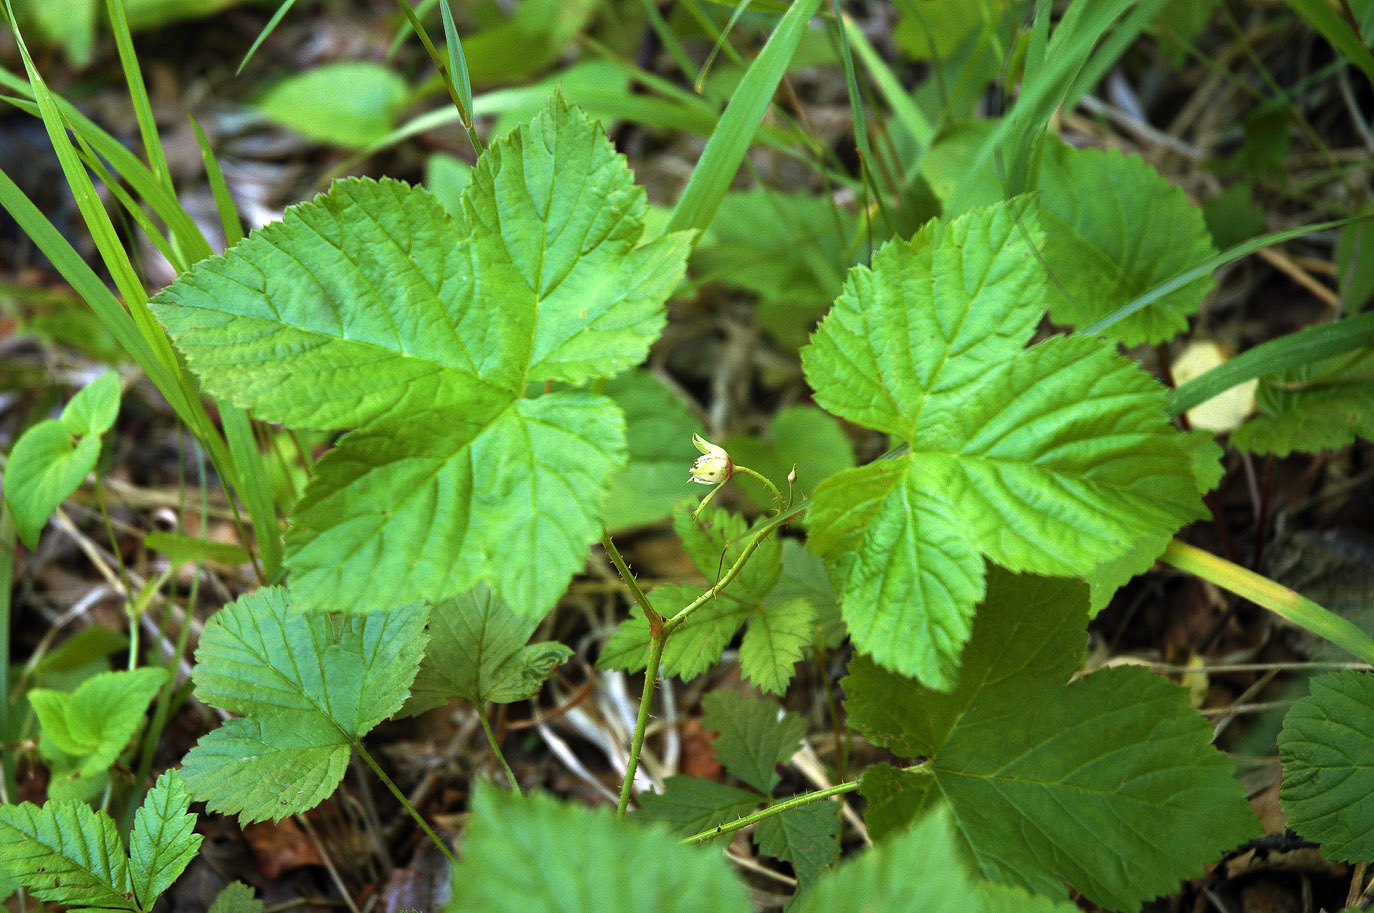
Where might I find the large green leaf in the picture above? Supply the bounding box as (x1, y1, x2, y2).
(151, 96, 692, 616)
(182, 587, 428, 822)
(801, 198, 1208, 688)
(0, 800, 134, 909)
(1038, 140, 1217, 345)
(445, 783, 750, 913)
(130, 769, 202, 909)
(1278, 671, 1374, 862)
(844, 568, 1259, 911)
(405, 584, 572, 714)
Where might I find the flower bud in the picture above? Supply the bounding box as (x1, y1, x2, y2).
(689, 433, 734, 485)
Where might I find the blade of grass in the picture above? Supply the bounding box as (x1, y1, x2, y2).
(438, 0, 473, 127)
(1079, 216, 1362, 338)
(842, 15, 933, 149)
(1283, 0, 1374, 89)
(827, 2, 896, 229)
(387, 0, 440, 59)
(237, 0, 299, 74)
(1167, 310, 1374, 418)
(1163, 540, 1374, 665)
(393, 0, 482, 153)
(189, 114, 244, 246)
(664, 0, 825, 237)
(105, 0, 173, 195)
(221, 408, 279, 579)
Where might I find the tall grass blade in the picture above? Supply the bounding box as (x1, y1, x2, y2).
(237, 0, 299, 75)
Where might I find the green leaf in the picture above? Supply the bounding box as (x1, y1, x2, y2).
(1278, 671, 1374, 862)
(1230, 345, 1374, 456)
(183, 587, 428, 822)
(4, 420, 101, 549)
(208, 882, 265, 913)
(257, 62, 410, 148)
(445, 783, 750, 913)
(794, 802, 1080, 913)
(844, 567, 1259, 911)
(601, 370, 703, 531)
(1038, 140, 1217, 345)
(738, 597, 815, 696)
(674, 502, 782, 602)
(858, 763, 938, 842)
(802, 199, 1208, 688)
(30, 665, 168, 782)
(753, 802, 840, 890)
(637, 776, 761, 836)
(0, 800, 134, 910)
(130, 769, 202, 909)
(701, 690, 805, 794)
(405, 584, 572, 714)
(597, 584, 754, 681)
(766, 539, 843, 649)
(60, 369, 121, 436)
(151, 96, 692, 617)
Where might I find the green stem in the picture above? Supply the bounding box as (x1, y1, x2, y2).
(734, 465, 784, 511)
(602, 530, 663, 631)
(683, 780, 861, 845)
(1162, 539, 1374, 664)
(478, 707, 521, 795)
(665, 506, 800, 634)
(353, 741, 458, 866)
(617, 632, 665, 817)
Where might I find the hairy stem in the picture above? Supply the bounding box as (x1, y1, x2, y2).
(1162, 539, 1374, 664)
(478, 708, 521, 796)
(602, 529, 663, 632)
(684, 780, 861, 845)
(618, 632, 666, 816)
(354, 741, 459, 866)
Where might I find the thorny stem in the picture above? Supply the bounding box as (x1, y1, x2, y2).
(602, 530, 663, 634)
(353, 740, 459, 866)
(617, 633, 665, 816)
(681, 760, 932, 846)
(478, 708, 522, 796)
(734, 465, 785, 512)
(615, 501, 808, 814)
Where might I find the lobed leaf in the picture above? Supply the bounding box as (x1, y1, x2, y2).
(183, 587, 428, 823)
(701, 690, 805, 795)
(0, 800, 134, 910)
(637, 776, 761, 836)
(130, 769, 202, 909)
(4, 420, 103, 549)
(753, 802, 840, 891)
(843, 567, 1259, 911)
(1278, 670, 1374, 862)
(1230, 345, 1374, 456)
(405, 583, 572, 714)
(739, 597, 815, 696)
(30, 666, 167, 785)
(445, 783, 750, 913)
(151, 96, 691, 617)
(802, 198, 1209, 688)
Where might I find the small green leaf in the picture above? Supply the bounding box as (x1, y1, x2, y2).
(445, 783, 750, 913)
(1230, 345, 1374, 456)
(1278, 671, 1374, 862)
(0, 800, 134, 909)
(845, 567, 1260, 911)
(4, 420, 101, 549)
(701, 690, 805, 794)
(130, 768, 202, 909)
(153, 96, 691, 618)
(30, 665, 168, 782)
(766, 540, 842, 649)
(637, 776, 761, 836)
(257, 62, 410, 148)
(59, 369, 121, 436)
(406, 584, 572, 714)
(1038, 140, 1217, 345)
(802, 199, 1208, 688)
(597, 584, 754, 681)
(183, 587, 428, 822)
(208, 882, 265, 913)
(738, 597, 815, 695)
(674, 502, 781, 602)
(753, 802, 840, 891)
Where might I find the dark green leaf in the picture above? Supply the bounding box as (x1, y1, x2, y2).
(702, 690, 805, 794)
(637, 776, 761, 836)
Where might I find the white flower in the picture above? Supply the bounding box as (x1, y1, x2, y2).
(689, 433, 734, 485)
